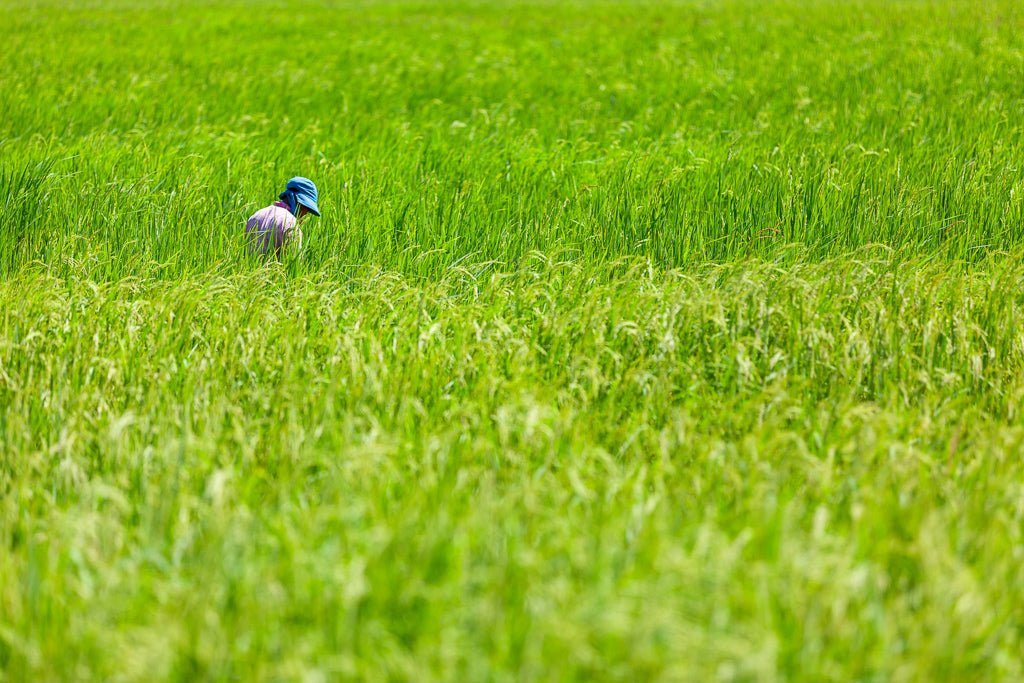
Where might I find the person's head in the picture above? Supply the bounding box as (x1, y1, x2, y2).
(279, 177, 321, 222)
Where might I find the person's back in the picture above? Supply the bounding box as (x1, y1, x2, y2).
(246, 201, 301, 258)
(245, 177, 320, 259)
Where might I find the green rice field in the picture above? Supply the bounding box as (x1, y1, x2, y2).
(2, 0, 1023, 680)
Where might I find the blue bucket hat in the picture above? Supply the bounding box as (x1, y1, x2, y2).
(279, 177, 320, 217)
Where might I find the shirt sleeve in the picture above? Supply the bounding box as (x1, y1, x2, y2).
(272, 213, 299, 256)
(282, 225, 303, 252)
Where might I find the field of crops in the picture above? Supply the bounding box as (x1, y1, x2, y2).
(2, 0, 1024, 680)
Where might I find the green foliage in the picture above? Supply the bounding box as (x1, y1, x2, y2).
(2, 0, 1023, 680)
(2, 0, 1024, 276)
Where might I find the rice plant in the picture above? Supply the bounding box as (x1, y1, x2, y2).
(2, 0, 1023, 680)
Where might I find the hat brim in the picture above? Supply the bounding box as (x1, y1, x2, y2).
(296, 194, 321, 217)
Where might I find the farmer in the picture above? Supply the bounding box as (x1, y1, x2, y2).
(246, 177, 321, 258)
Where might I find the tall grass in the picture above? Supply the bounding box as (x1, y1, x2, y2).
(2, 0, 1024, 680)
(1, 0, 1023, 277)
(3, 255, 1024, 679)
